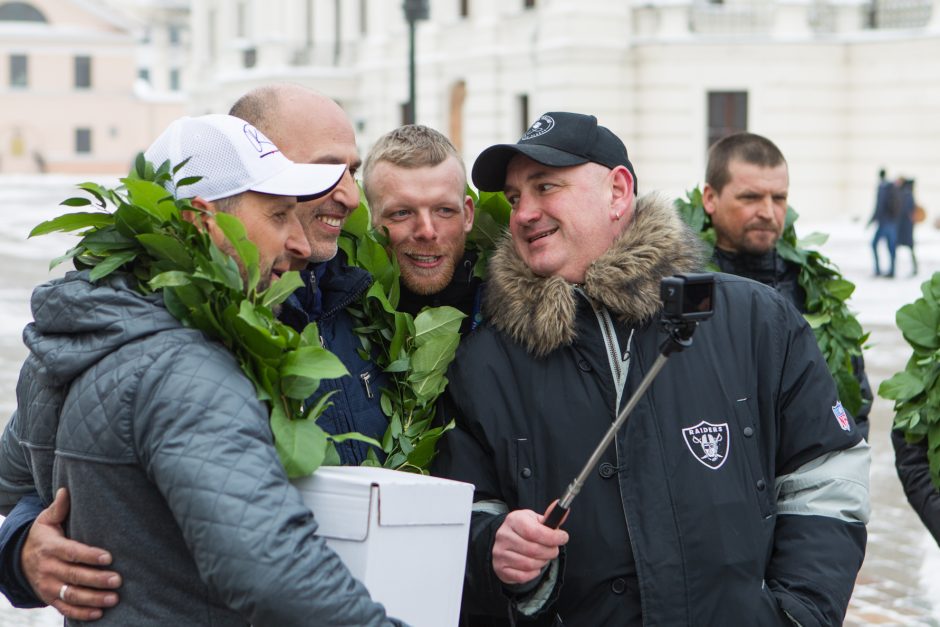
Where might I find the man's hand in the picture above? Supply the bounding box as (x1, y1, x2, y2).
(492, 508, 569, 585)
(22, 488, 121, 621)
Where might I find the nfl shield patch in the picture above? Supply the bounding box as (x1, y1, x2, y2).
(682, 421, 730, 470)
(832, 401, 851, 432)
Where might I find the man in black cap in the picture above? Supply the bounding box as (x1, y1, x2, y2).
(433, 112, 870, 626)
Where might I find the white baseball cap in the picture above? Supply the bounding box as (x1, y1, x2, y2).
(144, 114, 346, 202)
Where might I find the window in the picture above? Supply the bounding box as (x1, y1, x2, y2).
(460, 0, 469, 17)
(524, 0, 535, 8)
(137, 67, 150, 83)
(706, 91, 747, 149)
(0, 2, 47, 22)
(168, 25, 180, 45)
(243, 48, 257, 68)
(518, 94, 530, 135)
(401, 101, 414, 126)
(75, 128, 92, 154)
(360, 0, 367, 34)
(74, 55, 91, 89)
(169, 68, 180, 91)
(10, 54, 27, 87)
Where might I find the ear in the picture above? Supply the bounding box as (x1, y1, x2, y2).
(462, 195, 475, 233)
(702, 184, 718, 217)
(183, 197, 213, 229)
(609, 166, 632, 222)
(186, 197, 227, 249)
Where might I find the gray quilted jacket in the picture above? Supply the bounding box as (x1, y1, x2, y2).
(0, 271, 405, 626)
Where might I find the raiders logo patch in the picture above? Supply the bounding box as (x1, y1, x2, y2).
(682, 420, 730, 470)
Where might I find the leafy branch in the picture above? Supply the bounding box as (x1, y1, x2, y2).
(878, 274, 940, 488)
(675, 187, 868, 416)
(338, 198, 463, 473)
(32, 155, 368, 478)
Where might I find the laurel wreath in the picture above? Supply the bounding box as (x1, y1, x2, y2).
(31, 155, 375, 478)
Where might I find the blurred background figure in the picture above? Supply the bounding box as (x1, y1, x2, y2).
(870, 168, 899, 278)
(896, 177, 919, 277)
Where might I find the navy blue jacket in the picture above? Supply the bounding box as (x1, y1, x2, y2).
(279, 254, 388, 464)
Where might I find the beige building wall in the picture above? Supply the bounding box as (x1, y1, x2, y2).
(0, 0, 185, 175)
(188, 0, 940, 220)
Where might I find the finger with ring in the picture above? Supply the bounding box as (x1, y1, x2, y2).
(58, 584, 69, 602)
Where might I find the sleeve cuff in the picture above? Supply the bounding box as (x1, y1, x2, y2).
(0, 494, 44, 608)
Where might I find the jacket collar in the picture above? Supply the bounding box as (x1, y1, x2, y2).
(483, 193, 705, 356)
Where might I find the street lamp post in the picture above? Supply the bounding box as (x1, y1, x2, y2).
(402, 0, 429, 124)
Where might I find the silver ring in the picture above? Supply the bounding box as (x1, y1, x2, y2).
(58, 584, 68, 602)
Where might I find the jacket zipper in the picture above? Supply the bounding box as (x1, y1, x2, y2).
(360, 371, 374, 399)
(593, 303, 628, 410)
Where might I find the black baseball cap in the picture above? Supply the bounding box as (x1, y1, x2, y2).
(471, 112, 637, 194)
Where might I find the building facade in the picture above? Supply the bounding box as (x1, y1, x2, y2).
(189, 0, 939, 218)
(0, 0, 187, 174)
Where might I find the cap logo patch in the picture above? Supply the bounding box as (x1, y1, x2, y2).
(832, 401, 851, 431)
(242, 123, 279, 158)
(682, 420, 730, 470)
(521, 115, 555, 141)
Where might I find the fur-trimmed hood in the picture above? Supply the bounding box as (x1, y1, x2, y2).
(483, 193, 705, 356)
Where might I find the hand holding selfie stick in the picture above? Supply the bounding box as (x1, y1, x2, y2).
(543, 274, 714, 529)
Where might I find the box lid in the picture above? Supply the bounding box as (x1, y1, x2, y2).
(293, 466, 474, 535)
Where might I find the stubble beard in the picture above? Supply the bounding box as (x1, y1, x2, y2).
(397, 243, 465, 296)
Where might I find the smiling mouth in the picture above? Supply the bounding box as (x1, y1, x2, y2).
(406, 253, 442, 264)
(528, 228, 558, 243)
(317, 215, 344, 228)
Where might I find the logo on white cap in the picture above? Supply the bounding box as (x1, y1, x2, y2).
(243, 125, 280, 158)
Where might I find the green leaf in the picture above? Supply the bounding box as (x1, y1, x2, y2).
(30, 212, 113, 237)
(213, 212, 260, 292)
(271, 404, 331, 478)
(88, 250, 137, 282)
(149, 270, 192, 290)
(260, 271, 303, 309)
(342, 196, 371, 237)
(414, 306, 465, 345)
(879, 371, 926, 402)
(897, 300, 940, 351)
(797, 231, 829, 248)
(280, 345, 349, 399)
(61, 197, 92, 207)
(137, 233, 194, 272)
(122, 178, 177, 222)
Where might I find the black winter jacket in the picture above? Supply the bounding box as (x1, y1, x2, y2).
(891, 428, 940, 546)
(712, 247, 872, 439)
(434, 195, 870, 627)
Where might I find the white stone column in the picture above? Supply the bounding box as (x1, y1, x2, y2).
(774, 0, 811, 37)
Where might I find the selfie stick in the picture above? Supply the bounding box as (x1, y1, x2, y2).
(543, 316, 702, 530)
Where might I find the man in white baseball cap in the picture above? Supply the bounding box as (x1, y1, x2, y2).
(0, 114, 405, 625)
(144, 114, 347, 291)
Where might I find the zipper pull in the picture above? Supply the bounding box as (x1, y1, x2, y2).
(360, 371, 374, 399)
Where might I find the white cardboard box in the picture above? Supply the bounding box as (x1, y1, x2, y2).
(292, 466, 474, 627)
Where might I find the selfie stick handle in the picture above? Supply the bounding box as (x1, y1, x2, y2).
(543, 321, 697, 530)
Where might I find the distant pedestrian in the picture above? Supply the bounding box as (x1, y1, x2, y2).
(869, 168, 899, 278)
(895, 177, 918, 276)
